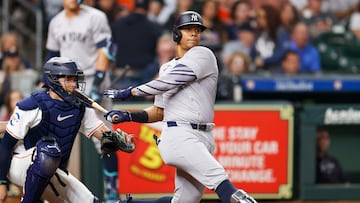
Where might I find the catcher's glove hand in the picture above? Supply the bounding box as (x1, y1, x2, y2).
(101, 129, 135, 156)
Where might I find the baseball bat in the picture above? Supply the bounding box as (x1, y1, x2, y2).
(73, 89, 120, 123)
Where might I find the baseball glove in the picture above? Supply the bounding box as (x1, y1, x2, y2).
(101, 129, 135, 156)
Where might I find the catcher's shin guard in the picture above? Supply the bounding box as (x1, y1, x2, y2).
(22, 137, 61, 203)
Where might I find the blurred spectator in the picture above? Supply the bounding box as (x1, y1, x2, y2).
(316, 128, 348, 184)
(217, 51, 250, 101)
(1, 47, 38, 98)
(273, 50, 301, 75)
(289, 0, 308, 11)
(221, 20, 257, 69)
(254, 4, 288, 70)
(121, 33, 176, 87)
(2, 49, 26, 73)
(0, 89, 24, 121)
(0, 32, 31, 70)
(224, 51, 251, 76)
(217, 0, 235, 25)
(117, 0, 135, 11)
(0, 71, 10, 108)
(349, 4, 360, 39)
(289, 22, 321, 73)
(200, 0, 228, 53)
(278, 2, 300, 42)
(162, 0, 195, 32)
(111, 0, 163, 89)
(148, 0, 165, 23)
(321, 0, 359, 21)
(227, 0, 254, 40)
(300, 0, 338, 38)
(10, 0, 37, 33)
(95, 0, 122, 24)
(153, 0, 177, 25)
(250, 0, 289, 10)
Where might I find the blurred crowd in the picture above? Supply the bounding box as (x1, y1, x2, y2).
(1, 0, 360, 106)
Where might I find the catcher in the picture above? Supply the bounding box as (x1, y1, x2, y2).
(0, 57, 134, 203)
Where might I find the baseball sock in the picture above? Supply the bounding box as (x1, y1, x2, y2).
(215, 179, 237, 203)
(103, 153, 119, 201)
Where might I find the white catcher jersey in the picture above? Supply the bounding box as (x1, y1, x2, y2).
(154, 46, 218, 123)
(46, 5, 112, 76)
(6, 105, 103, 153)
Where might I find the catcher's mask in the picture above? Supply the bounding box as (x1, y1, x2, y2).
(43, 57, 85, 104)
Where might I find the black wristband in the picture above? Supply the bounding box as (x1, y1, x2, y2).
(130, 110, 148, 123)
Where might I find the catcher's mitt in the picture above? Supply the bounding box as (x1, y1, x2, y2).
(101, 129, 135, 156)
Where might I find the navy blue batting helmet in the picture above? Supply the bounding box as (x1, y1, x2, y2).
(173, 11, 207, 43)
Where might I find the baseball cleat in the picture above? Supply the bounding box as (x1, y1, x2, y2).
(116, 194, 132, 203)
(232, 189, 257, 203)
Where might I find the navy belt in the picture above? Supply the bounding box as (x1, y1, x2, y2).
(167, 121, 208, 131)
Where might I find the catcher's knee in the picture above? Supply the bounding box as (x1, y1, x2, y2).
(33, 136, 61, 177)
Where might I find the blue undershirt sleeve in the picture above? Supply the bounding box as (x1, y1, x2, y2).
(0, 132, 18, 183)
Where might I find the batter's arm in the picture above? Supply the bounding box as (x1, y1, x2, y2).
(144, 105, 164, 123)
(96, 49, 110, 72)
(104, 105, 164, 124)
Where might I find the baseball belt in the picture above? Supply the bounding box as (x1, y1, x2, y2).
(166, 121, 214, 132)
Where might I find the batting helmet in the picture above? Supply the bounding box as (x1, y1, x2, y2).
(173, 11, 207, 43)
(43, 57, 84, 104)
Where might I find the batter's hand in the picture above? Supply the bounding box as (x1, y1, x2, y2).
(105, 110, 131, 124)
(0, 184, 7, 203)
(104, 87, 133, 100)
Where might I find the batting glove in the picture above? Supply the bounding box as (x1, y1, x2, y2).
(104, 110, 131, 124)
(104, 87, 133, 100)
(90, 71, 105, 103)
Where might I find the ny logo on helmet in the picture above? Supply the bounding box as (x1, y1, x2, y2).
(191, 14, 198, 22)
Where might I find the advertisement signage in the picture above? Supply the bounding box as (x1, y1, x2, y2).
(114, 104, 293, 199)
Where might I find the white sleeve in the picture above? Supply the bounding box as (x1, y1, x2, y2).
(6, 107, 42, 140)
(79, 107, 104, 138)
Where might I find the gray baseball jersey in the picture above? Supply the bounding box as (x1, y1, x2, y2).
(136, 46, 229, 202)
(46, 5, 112, 76)
(153, 46, 218, 123)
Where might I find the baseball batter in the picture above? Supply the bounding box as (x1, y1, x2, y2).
(0, 57, 132, 203)
(104, 11, 257, 203)
(46, 0, 119, 201)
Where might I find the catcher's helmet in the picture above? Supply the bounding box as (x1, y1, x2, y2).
(173, 11, 207, 43)
(43, 57, 84, 104)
